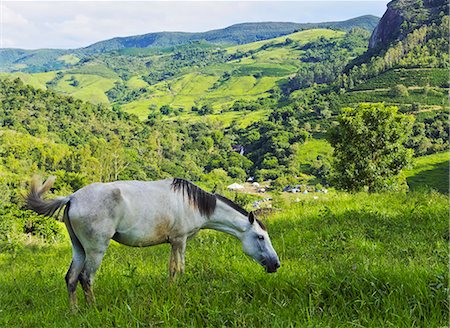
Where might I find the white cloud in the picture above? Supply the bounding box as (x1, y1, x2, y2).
(1, 1, 388, 49)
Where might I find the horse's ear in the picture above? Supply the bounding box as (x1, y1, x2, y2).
(248, 212, 255, 224)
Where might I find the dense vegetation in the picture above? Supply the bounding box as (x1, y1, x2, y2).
(329, 103, 414, 192)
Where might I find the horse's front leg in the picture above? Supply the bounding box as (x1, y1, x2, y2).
(169, 237, 186, 281)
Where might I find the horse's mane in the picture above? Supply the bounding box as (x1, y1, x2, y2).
(215, 194, 266, 231)
(215, 194, 248, 216)
(171, 178, 217, 217)
(171, 178, 266, 230)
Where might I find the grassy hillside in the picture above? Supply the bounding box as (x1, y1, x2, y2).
(0, 191, 447, 327)
(404, 151, 449, 193)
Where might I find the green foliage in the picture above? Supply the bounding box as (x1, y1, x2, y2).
(283, 29, 370, 93)
(0, 205, 63, 252)
(390, 84, 409, 97)
(329, 103, 414, 192)
(22, 213, 62, 240)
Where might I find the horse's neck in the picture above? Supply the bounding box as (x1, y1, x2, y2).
(202, 201, 248, 239)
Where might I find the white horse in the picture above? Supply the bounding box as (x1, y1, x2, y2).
(26, 177, 280, 309)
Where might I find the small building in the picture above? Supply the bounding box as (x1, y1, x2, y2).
(227, 183, 244, 191)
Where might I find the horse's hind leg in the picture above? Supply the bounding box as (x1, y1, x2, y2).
(64, 231, 86, 310)
(78, 243, 109, 306)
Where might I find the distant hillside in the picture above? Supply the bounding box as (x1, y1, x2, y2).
(1, 28, 370, 122)
(85, 16, 379, 53)
(0, 15, 379, 73)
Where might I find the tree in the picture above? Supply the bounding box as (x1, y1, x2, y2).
(159, 105, 173, 115)
(328, 103, 414, 192)
(390, 84, 409, 97)
(198, 104, 214, 115)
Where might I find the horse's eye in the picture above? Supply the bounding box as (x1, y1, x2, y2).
(257, 235, 264, 240)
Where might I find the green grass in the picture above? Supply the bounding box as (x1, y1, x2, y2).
(68, 64, 120, 80)
(405, 152, 449, 193)
(0, 191, 447, 327)
(53, 74, 117, 104)
(226, 29, 344, 53)
(57, 55, 80, 65)
(0, 72, 57, 90)
(126, 76, 149, 90)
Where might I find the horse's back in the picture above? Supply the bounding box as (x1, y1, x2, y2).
(67, 179, 187, 247)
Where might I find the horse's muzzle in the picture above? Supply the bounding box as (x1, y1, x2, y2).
(265, 259, 280, 273)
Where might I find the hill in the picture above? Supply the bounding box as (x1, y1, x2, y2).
(1, 28, 369, 123)
(85, 16, 379, 53)
(0, 1, 448, 191)
(0, 16, 379, 73)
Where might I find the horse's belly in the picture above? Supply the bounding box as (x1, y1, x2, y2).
(112, 230, 168, 247)
(112, 218, 177, 247)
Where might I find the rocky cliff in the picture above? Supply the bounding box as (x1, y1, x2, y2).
(369, 0, 447, 49)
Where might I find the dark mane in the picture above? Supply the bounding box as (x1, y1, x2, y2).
(215, 194, 266, 231)
(171, 178, 267, 230)
(171, 178, 216, 217)
(215, 194, 248, 216)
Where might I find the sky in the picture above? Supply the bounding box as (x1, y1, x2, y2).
(1, 1, 389, 49)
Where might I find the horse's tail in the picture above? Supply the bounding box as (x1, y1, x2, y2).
(25, 175, 70, 219)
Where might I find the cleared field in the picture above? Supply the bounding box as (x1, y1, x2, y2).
(53, 74, 117, 104)
(126, 76, 149, 89)
(0, 71, 56, 90)
(227, 29, 344, 53)
(57, 54, 80, 65)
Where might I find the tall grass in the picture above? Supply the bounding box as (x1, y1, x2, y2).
(0, 191, 447, 327)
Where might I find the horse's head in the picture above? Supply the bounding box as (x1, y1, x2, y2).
(241, 212, 280, 273)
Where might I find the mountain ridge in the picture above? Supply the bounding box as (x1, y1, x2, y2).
(0, 15, 379, 73)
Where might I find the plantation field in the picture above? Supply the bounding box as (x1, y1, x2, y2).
(341, 87, 449, 108)
(0, 191, 447, 327)
(352, 68, 449, 90)
(169, 109, 271, 129)
(122, 73, 278, 120)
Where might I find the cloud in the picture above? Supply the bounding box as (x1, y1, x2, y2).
(1, 1, 388, 49)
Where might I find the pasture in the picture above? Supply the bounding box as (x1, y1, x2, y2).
(1, 191, 447, 327)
